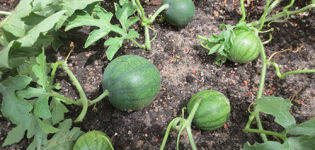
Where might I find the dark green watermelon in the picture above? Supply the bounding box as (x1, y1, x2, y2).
(73, 131, 114, 150)
(228, 29, 262, 63)
(162, 0, 195, 27)
(187, 90, 231, 130)
(102, 55, 161, 110)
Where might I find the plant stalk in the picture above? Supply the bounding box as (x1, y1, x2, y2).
(243, 128, 285, 141)
(0, 11, 11, 16)
(48, 92, 81, 105)
(239, 0, 246, 23)
(144, 26, 151, 50)
(248, 4, 315, 27)
(186, 126, 197, 150)
(60, 62, 89, 122)
(244, 43, 268, 142)
(270, 62, 315, 79)
(89, 90, 109, 106)
(149, 4, 169, 23)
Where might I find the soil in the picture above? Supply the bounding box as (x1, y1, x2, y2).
(1, 0, 315, 150)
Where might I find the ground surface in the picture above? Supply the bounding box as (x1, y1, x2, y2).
(0, 0, 314, 150)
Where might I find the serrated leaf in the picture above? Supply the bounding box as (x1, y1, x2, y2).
(17, 87, 52, 119)
(84, 28, 111, 48)
(0, 41, 21, 69)
(243, 141, 289, 150)
(65, 6, 114, 31)
(32, 51, 48, 88)
(125, 29, 139, 39)
(50, 98, 69, 125)
(287, 117, 315, 136)
(66, 3, 138, 60)
(114, 2, 138, 29)
(61, 0, 101, 16)
(36, 118, 59, 134)
(27, 125, 48, 150)
(43, 119, 83, 150)
(104, 37, 124, 60)
(26, 115, 37, 139)
(2, 125, 26, 146)
(119, 0, 129, 5)
(34, 96, 52, 119)
(18, 10, 66, 47)
(256, 96, 296, 128)
(287, 135, 315, 150)
(0, 0, 32, 38)
(0, 75, 33, 128)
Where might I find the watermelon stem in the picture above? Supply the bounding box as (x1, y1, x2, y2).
(243, 128, 286, 141)
(270, 62, 315, 79)
(160, 118, 182, 150)
(248, 3, 315, 28)
(50, 61, 108, 123)
(239, 0, 246, 23)
(0, 11, 11, 16)
(89, 90, 109, 106)
(160, 97, 202, 150)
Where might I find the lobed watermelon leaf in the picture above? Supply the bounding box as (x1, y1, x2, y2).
(66, 2, 139, 60)
(255, 96, 296, 128)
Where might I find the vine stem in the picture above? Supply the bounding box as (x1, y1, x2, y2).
(148, 4, 169, 23)
(180, 97, 202, 150)
(257, 0, 272, 31)
(60, 62, 89, 122)
(130, 39, 145, 49)
(248, 4, 315, 27)
(243, 128, 286, 141)
(0, 11, 11, 16)
(270, 62, 315, 79)
(239, 0, 246, 23)
(89, 90, 109, 106)
(48, 92, 81, 105)
(160, 118, 181, 150)
(244, 43, 268, 142)
(144, 26, 151, 50)
(132, 0, 169, 50)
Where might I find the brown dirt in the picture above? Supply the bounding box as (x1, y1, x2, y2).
(0, 0, 314, 150)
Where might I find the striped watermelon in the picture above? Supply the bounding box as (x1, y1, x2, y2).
(102, 55, 161, 110)
(228, 29, 262, 63)
(162, 0, 195, 27)
(73, 131, 114, 150)
(187, 90, 231, 130)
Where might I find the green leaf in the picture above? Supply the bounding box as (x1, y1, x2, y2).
(36, 118, 59, 134)
(287, 117, 315, 136)
(18, 10, 66, 47)
(0, 75, 33, 128)
(114, 2, 138, 29)
(34, 96, 52, 119)
(104, 37, 124, 60)
(66, 3, 138, 60)
(65, 6, 114, 31)
(0, 0, 32, 38)
(243, 141, 288, 150)
(119, 0, 129, 5)
(26, 115, 37, 139)
(85, 28, 111, 48)
(50, 98, 69, 125)
(0, 41, 21, 69)
(32, 51, 49, 88)
(2, 125, 26, 146)
(287, 135, 315, 150)
(126, 29, 140, 39)
(43, 119, 84, 150)
(256, 96, 296, 128)
(61, 0, 101, 16)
